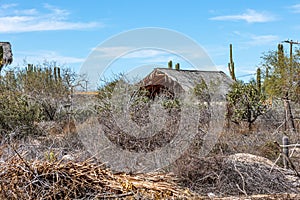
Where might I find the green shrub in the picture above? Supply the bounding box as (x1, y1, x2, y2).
(227, 80, 267, 130)
(0, 63, 76, 138)
(0, 90, 41, 137)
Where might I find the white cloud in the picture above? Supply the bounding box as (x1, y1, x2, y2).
(15, 50, 85, 65)
(122, 49, 169, 59)
(93, 47, 173, 60)
(246, 34, 279, 46)
(0, 4, 102, 33)
(0, 3, 18, 9)
(210, 9, 276, 23)
(229, 31, 279, 47)
(93, 46, 132, 58)
(13, 8, 38, 15)
(93, 47, 189, 65)
(92, 47, 174, 67)
(289, 4, 300, 13)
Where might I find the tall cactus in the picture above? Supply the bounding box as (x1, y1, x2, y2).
(228, 44, 236, 81)
(256, 67, 261, 94)
(265, 67, 269, 78)
(168, 60, 173, 69)
(27, 64, 33, 72)
(175, 63, 180, 70)
(54, 67, 57, 81)
(54, 67, 62, 82)
(57, 67, 61, 81)
(277, 44, 287, 90)
(278, 44, 284, 68)
(0, 46, 3, 71)
(45, 67, 52, 85)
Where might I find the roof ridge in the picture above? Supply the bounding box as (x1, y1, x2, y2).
(154, 67, 224, 73)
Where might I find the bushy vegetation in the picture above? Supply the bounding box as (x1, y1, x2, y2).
(262, 45, 300, 103)
(227, 45, 300, 133)
(0, 63, 79, 138)
(0, 88, 40, 137)
(227, 80, 267, 129)
(262, 45, 300, 134)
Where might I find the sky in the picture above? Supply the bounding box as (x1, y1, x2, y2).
(1, 0, 300, 88)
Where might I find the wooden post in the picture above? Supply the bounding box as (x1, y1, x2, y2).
(283, 98, 296, 135)
(282, 136, 289, 169)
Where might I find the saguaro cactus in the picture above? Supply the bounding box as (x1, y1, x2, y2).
(228, 44, 236, 81)
(0, 46, 3, 66)
(54, 67, 58, 81)
(256, 67, 261, 94)
(278, 44, 284, 63)
(57, 67, 61, 81)
(265, 67, 269, 78)
(54, 67, 62, 82)
(168, 60, 173, 69)
(27, 64, 34, 72)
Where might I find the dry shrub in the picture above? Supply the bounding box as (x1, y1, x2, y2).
(215, 126, 283, 157)
(98, 109, 180, 153)
(171, 153, 299, 197)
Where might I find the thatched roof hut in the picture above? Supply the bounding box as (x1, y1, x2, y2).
(0, 42, 13, 71)
(140, 68, 233, 101)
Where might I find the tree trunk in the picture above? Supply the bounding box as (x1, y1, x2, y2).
(283, 98, 296, 135)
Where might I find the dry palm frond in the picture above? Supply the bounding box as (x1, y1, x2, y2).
(0, 154, 194, 199)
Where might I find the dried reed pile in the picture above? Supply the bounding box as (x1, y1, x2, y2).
(0, 155, 193, 199)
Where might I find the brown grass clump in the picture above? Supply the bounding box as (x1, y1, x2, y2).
(0, 154, 194, 199)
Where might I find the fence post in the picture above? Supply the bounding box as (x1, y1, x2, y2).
(282, 136, 289, 169)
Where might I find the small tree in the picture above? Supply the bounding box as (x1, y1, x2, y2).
(227, 80, 267, 130)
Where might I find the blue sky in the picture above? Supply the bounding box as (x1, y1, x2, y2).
(1, 0, 300, 86)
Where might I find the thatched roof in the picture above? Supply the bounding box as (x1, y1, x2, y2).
(0, 42, 13, 71)
(141, 68, 233, 100)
